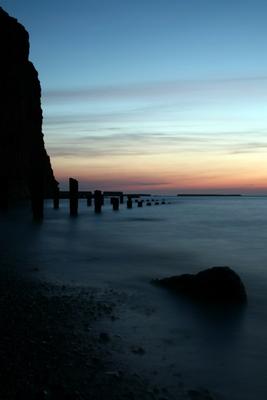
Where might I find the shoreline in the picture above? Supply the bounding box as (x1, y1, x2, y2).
(0, 264, 167, 399)
(0, 263, 218, 400)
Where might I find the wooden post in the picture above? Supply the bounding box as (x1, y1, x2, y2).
(127, 196, 132, 209)
(0, 176, 8, 211)
(30, 174, 44, 221)
(111, 197, 119, 211)
(86, 191, 92, 207)
(69, 178, 78, 216)
(94, 190, 102, 213)
(137, 200, 143, 208)
(120, 193, 124, 204)
(53, 185, 60, 209)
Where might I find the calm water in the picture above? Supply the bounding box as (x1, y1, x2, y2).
(1, 196, 267, 399)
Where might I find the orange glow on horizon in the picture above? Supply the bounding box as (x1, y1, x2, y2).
(51, 148, 267, 194)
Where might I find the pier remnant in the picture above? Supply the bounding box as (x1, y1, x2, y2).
(137, 200, 143, 208)
(94, 190, 102, 213)
(127, 196, 133, 209)
(53, 185, 60, 209)
(69, 178, 78, 216)
(30, 169, 44, 221)
(86, 192, 92, 207)
(111, 197, 119, 211)
(0, 176, 8, 210)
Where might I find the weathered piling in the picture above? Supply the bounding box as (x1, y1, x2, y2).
(111, 197, 119, 211)
(146, 202, 152, 206)
(86, 191, 92, 207)
(53, 185, 60, 209)
(69, 178, 78, 216)
(120, 193, 124, 204)
(137, 200, 143, 208)
(0, 177, 8, 211)
(94, 190, 102, 213)
(127, 196, 133, 209)
(30, 171, 44, 221)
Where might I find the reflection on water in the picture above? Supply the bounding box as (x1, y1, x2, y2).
(1, 196, 267, 399)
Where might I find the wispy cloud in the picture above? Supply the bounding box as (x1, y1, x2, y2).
(47, 131, 216, 158)
(46, 127, 267, 160)
(58, 176, 172, 191)
(43, 76, 267, 104)
(43, 102, 181, 126)
(227, 141, 267, 154)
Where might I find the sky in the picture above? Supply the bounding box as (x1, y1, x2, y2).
(2, 0, 267, 194)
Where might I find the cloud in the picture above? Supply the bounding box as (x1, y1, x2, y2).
(42, 101, 186, 127)
(46, 128, 267, 160)
(46, 131, 216, 158)
(42, 76, 267, 104)
(58, 176, 172, 191)
(227, 141, 267, 154)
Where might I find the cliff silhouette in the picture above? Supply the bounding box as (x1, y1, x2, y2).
(0, 7, 57, 203)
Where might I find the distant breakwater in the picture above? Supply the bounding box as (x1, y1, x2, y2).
(177, 194, 242, 197)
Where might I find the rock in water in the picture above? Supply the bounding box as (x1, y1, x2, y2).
(0, 7, 57, 202)
(154, 267, 247, 304)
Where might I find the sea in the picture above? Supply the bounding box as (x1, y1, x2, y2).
(1, 195, 267, 399)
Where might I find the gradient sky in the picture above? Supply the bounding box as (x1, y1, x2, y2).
(2, 0, 267, 193)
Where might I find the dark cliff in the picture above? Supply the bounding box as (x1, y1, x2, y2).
(0, 7, 57, 203)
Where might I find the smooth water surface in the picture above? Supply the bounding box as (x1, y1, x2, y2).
(1, 196, 267, 399)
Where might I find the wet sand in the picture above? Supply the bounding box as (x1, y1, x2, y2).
(0, 262, 216, 400)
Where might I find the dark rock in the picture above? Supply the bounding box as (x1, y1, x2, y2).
(154, 267, 247, 304)
(0, 7, 57, 204)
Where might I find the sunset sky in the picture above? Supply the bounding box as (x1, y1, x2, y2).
(3, 0, 267, 194)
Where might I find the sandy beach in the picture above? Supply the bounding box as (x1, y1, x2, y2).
(0, 257, 219, 400)
(1, 197, 267, 399)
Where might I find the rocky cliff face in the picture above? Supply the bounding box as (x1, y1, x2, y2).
(0, 7, 57, 203)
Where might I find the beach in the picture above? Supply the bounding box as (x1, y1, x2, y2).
(1, 196, 267, 399)
(0, 263, 179, 400)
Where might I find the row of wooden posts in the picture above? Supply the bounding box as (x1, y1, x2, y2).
(67, 178, 166, 216)
(0, 178, 166, 220)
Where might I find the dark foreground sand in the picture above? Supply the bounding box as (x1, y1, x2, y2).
(0, 264, 215, 400)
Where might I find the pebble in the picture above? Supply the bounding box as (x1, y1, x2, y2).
(99, 332, 110, 343)
(105, 370, 120, 378)
(131, 346, 145, 355)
